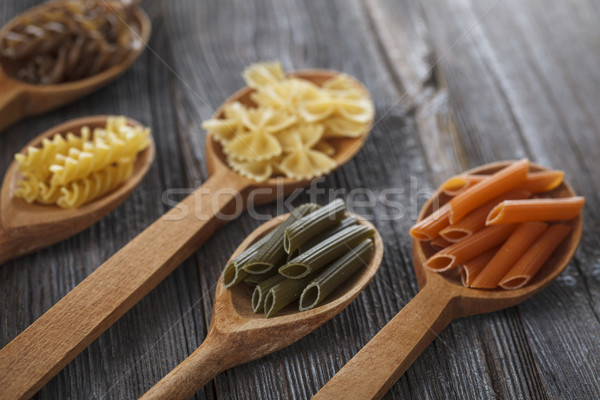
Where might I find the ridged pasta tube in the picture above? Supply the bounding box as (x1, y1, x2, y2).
(279, 224, 374, 279)
(299, 239, 373, 311)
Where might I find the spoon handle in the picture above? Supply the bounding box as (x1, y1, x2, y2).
(0, 171, 249, 399)
(0, 72, 26, 132)
(140, 333, 235, 400)
(313, 284, 457, 400)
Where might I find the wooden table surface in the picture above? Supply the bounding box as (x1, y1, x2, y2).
(2, 0, 600, 399)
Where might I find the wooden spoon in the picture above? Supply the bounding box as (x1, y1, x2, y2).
(0, 3, 151, 132)
(140, 213, 383, 400)
(314, 160, 583, 400)
(0, 115, 155, 264)
(0, 69, 373, 399)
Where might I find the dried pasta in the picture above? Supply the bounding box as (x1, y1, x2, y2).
(202, 61, 373, 181)
(459, 248, 498, 287)
(56, 158, 134, 208)
(441, 170, 564, 197)
(449, 159, 529, 224)
(49, 121, 149, 186)
(425, 224, 517, 272)
(430, 236, 452, 250)
(439, 189, 530, 242)
(0, 0, 142, 84)
(412, 159, 583, 291)
(470, 222, 548, 289)
(14, 116, 150, 208)
(499, 224, 571, 289)
(409, 203, 450, 241)
(486, 197, 585, 225)
(224, 200, 374, 318)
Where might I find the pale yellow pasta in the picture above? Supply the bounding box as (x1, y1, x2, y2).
(15, 129, 90, 180)
(276, 124, 323, 151)
(48, 124, 149, 186)
(322, 74, 364, 99)
(322, 117, 368, 138)
(224, 130, 282, 161)
(37, 181, 62, 204)
(239, 107, 296, 133)
(278, 134, 336, 180)
(334, 98, 374, 123)
(242, 62, 285, 89)
(203, 61, 372, 181)
(299, 95, 373, 124)
(56, 158, 134, 209)
(227, 157, 277, 182)
(313, 140, 336, 156)
(297, 91, 336, 122)
(14, 172, 41, 203)
(252, 79, 321, 115)
(201, 102, 247, 144)
(13, 116, 150, 208)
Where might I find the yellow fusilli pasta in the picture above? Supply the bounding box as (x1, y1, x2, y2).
(56, 158, 134, 209)
(49, 122, 149, 186)
(13, 116, 151, 208)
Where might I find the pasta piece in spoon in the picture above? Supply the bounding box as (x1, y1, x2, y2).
(278, 134, 336, 180)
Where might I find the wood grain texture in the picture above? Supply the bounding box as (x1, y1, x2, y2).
(1, 0, 599, 399)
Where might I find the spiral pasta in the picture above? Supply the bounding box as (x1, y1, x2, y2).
(13, 116, 150, 208)
(202, 61, 373, 182)
(0, 0, 142, 84)
(56, 158, 134, 209)
(49, 120, 149, 186)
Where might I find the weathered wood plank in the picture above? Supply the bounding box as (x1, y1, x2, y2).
(1, 0, 599, 399)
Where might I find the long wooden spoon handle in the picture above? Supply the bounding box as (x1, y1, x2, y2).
(140, 333, 234, 400)
(0, 72, 26, 132)
(0, 171, 248, 399)
(313, 284, 457, 400)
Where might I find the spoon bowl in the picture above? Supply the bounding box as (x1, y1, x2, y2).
(0, 3, 151, 132)
(0, 115, 155, 264)
(0, 69, 373, 399)
(412, 161, 582, 315)
(205, 69, 373, 204)
(315, 160, 583, 400)
(141, 213, 383, 400)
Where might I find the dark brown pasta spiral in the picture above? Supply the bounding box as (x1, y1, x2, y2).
(0, 0, 141, 84)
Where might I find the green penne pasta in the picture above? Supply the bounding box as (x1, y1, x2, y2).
(299, 239, 374, 311)
(222, 228, 276, 288)
(251, 273, 287, 313)
(242, 203, 320, 274)
(286, 216, 357, 262)
(279, 224, 374, 279)
(298, 216, 357, 254)
(243, 269, 278, 286)
(264, 275, 314, 318)
(283, 198, 346, 254)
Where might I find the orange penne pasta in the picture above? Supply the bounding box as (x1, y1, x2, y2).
(459, 247, 498, 287)
(409, 203, 450, 241)
(470, 222, 548, 289)
(440, 175, 487, 196)
(442, 170, 564, 197)
(515, 170, 564, 193)
(430, 236, 452, 250)
(440, 189, 530, 242)
(499, 224, 572, 289)
(449, 159, 529, 224)
(486, 197, 585, 225)
(425, 224, 517, 272)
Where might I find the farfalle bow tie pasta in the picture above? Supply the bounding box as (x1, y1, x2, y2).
(201, 61, 374, 181)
